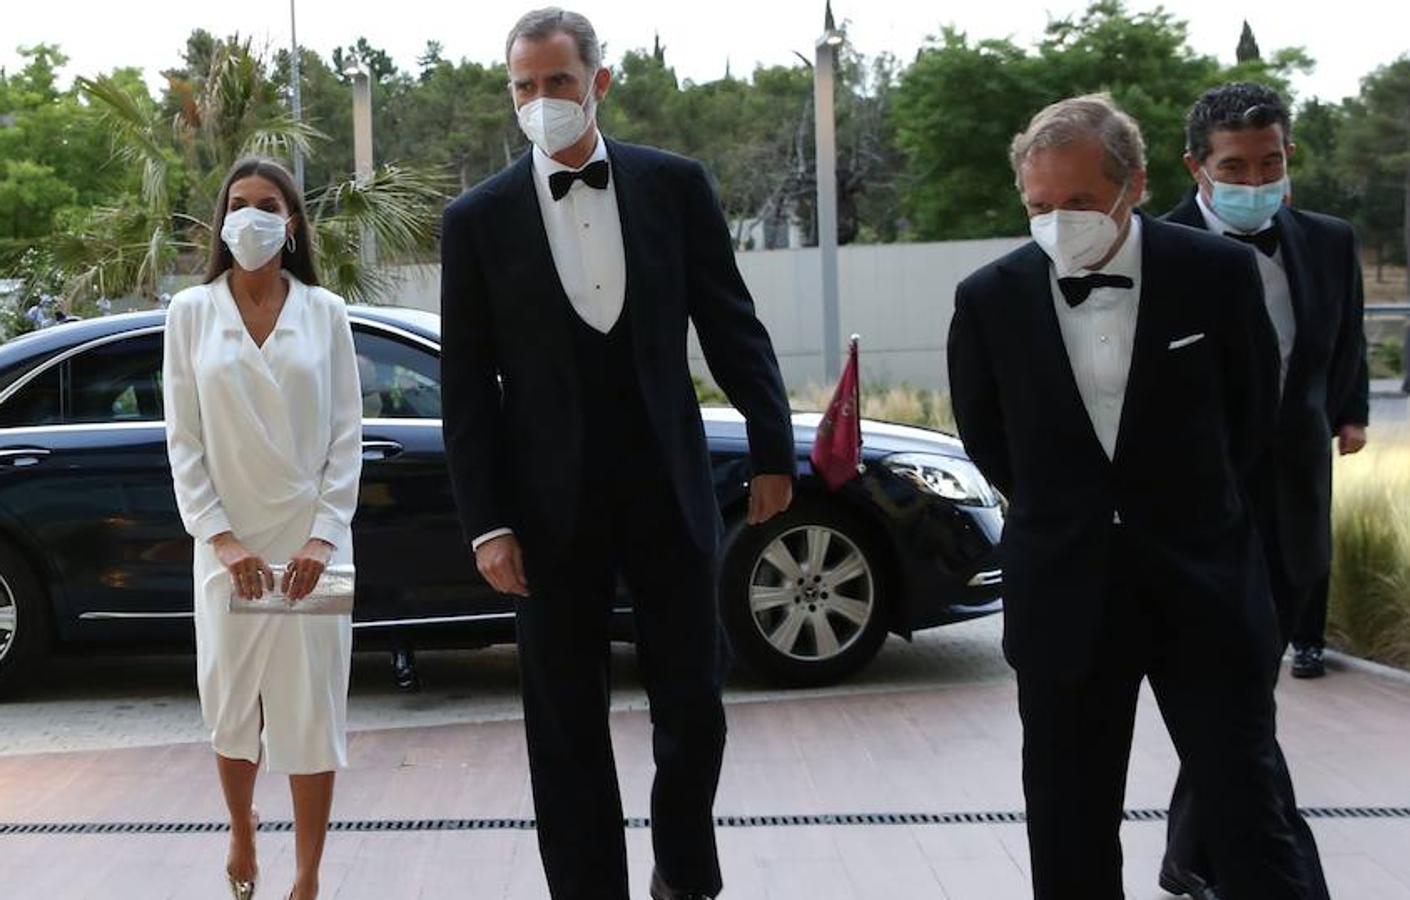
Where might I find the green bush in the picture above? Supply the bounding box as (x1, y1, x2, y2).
(790, 382, 956, 433)
(1369, 338, 1404, 379)
(1328, 439, 1410, 670)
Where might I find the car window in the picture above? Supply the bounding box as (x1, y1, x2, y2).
(0, 364, 62, 428)
(67, 332, 164, 424)
(352, 328, 442, 419)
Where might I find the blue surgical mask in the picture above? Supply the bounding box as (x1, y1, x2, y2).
(1202, 169, 1288, 232)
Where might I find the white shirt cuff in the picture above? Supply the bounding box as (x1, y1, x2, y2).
(472, 528, 514, 552)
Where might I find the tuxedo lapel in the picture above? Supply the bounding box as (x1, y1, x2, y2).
(604, 139, 663, 341)
(499, 151, 576, 315)
(1000, 245, 1110, 465)
(1274, 206, 1314, 367)
(1112, 214, 1177, 464)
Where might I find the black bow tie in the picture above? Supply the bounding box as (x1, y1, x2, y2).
(1057, 273, 1134, 307)
(1224, 224, 1280, 257)
(549, 159, 610, 201)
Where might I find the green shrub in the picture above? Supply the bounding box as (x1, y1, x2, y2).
(790, 382, 956, 432)
(1328, 438, 1410, 669)
(1369, 338, 1405, 379)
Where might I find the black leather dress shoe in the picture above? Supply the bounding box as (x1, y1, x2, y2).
(391, 648, 421, 692)
(1159, 863, 1220, 900)
(1291, 645, 1326, 679)
(650, 868, 715, 900)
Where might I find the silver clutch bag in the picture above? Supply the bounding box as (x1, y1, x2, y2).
(227, 564, 355, 615)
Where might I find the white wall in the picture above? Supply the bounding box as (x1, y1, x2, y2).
(380, 238, 1027, 393)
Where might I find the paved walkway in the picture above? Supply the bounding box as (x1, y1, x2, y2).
(2, 618, 1409, 898)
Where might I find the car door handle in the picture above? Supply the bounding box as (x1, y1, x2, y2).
(362, 440, 404, 461)
(0, 447, 52, 468)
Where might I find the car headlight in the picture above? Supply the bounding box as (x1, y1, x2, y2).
(882, 453, 999, 507)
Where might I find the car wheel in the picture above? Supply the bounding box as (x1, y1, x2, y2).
(0, 541, 49, 697)
(721, 501, 890, 687)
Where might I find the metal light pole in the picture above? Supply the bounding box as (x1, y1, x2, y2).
(343, 58, 377, 265)
(289, 0, 304, 191)
(814, 4, 845, 383)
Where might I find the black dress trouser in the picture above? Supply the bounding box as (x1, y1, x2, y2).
(1162, 518, 1330, 898)
(1018, 526, 1319, 899)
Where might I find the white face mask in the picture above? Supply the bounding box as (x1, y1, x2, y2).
(221, 207, 290, 272)
(516, 76, 598, 156)
(1028, 186, 1129, 275)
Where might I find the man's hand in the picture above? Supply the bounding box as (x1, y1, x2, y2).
(748, 474, 794, 525)
(1337, 424, 1368, 456)
(476, 534, 530, 597)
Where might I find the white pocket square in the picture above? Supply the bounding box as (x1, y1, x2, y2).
(1167, 333, 1206, 350)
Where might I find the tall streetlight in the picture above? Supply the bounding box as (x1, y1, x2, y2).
(289, 0, 304, 190)
(814, 2, 845, 383)
(341, 56, 377, 265)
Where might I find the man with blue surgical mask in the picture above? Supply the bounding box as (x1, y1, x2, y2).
(1160, 83, 1367, 900)
(438, 8, 795, 899)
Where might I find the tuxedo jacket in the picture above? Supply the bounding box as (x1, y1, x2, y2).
(439, 139, 795, 557)
(947, 213, 1282, 678)
(1166, 189, 1369, 586)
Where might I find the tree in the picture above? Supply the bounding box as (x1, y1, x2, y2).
(0, 160, 77, 239)
(892, 0, 1311, 239)
(1237, 21, 1262, 64)
(23, 35, 444, 308)
(1338, 57, 1410, 270)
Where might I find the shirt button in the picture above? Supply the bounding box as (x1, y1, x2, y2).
(583, 223, 590, 229)
(1099, 335, 1109, 343)
(595, 284, 601, 290)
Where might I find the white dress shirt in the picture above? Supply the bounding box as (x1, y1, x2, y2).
(1197, 191, 1296, 394)
(1049, 214, 1143, 461)
(532, 130, 628, 333)
(473, 131, 630, 553)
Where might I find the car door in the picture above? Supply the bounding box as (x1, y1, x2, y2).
(0, 328, 190, 643)
(349, 321, 502, 624)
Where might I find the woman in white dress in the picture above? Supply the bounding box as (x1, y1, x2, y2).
(163, 157, 362, 900)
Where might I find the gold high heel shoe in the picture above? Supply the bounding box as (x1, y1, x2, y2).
(227, 874, 257, 900)
(227, 807, 260, 899)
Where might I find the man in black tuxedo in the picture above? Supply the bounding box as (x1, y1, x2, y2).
(439, 8, 795, 899)
(1159, 81, 1366, 900)
(947, 93, 1322, 899)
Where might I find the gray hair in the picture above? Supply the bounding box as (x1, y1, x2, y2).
(1010, 93, 1148, 200)
(505, 7, 602, 72)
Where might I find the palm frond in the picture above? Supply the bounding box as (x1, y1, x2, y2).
(241, 116, 327, 163)
(77, 75, 170, 211)
(311, 165, 451, 261)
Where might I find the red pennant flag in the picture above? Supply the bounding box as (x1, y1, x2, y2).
(811, 337, 863, 491)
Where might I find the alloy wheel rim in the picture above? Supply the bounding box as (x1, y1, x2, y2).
(748, 525, 875, 662)
(0, 574, 16, 665)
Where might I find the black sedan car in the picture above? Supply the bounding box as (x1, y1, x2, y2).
(0, 307, 1002, 694)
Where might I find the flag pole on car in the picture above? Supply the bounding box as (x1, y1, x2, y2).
(810, 334, 864, 490)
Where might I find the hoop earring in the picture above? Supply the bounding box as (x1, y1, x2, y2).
(286, 233, 296, 253)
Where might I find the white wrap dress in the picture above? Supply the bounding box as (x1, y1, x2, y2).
(163, 272, 362, 774)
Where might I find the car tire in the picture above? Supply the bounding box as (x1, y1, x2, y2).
(0, 540, 49, 698)
(721, 500, 890, 687)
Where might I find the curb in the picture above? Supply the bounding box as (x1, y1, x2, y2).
(1322, 648, 1410, 686)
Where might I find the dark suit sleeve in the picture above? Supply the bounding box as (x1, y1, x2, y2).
(680, 160, 796, 475)
(1328, 228, 1369, 429)
(439, 201, 508, 544)
(947, 282, 1013, 496)
(1218, 249, 1280, 476)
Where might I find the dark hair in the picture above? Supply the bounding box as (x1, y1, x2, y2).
(1185, 82, 1292, 163)
(203, 156, 319, 286)
(505, 7, 602, 72)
